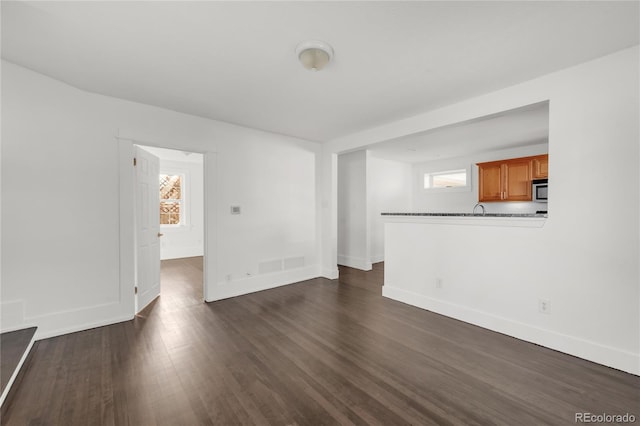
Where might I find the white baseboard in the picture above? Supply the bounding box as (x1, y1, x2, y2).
(321, 267, 339, 280)
(1, 300, 26, 333)
(2, 298, 134, 342)
(207, 265, 319, 302)
(161, 246, 203, 260)
(34, 313, 134, 341)
(383, 285, 640, 376)
(370, 255, 384, 264)
(337, 255, 372, 271)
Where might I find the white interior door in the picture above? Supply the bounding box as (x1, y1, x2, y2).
(135, 146, 161, 313)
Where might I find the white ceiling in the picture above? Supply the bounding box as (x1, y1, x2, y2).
(2, 1, 638, 142)
(368, 101, 549, 163)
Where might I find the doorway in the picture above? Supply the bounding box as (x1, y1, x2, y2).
(134, 145, 205, 313)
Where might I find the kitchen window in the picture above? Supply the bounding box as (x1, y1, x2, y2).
(424, 168, 469, 190)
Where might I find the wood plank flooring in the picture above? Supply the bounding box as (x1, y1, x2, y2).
(0, 327, 37, 398)
(1, 258, 638, 425)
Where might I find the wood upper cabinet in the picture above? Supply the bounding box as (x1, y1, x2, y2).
(503, 158, 532, 201)
(477, 155, 542, 202)
(532, 154, 549, 179)
(478, 161, 503, 202)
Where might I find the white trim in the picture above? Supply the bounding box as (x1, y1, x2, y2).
(383, 285, 640, 376)
(0, 300, 26, 333)
(118, 138, 136, 317)
(370, 255, 384, 264)
(161, 246, 204, 260)
(34, 314, 134, 341)
(207, 266, 318, 302)
(337, 255, 372, 271)
(202, 152, 217, 302)
(0, 324, 38, 335)
(321, 268, 339, 280)
(18, 300, 133, 340)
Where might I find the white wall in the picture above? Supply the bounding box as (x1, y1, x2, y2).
(412, 143, 548, 214)
(338, 152, 413, 268)
(142, 147, 204, 261)
(368, 156, 412, 263)
(1, 60, 320, 338)
(337, 150, 370, 270)
(323, 46, 640, 374)
(318, 148, 338, 279)
(215, 130, 317, 289)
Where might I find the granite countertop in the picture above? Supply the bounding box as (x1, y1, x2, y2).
(381, 212, 548, 218)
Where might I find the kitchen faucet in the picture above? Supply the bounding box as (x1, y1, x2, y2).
(473, 203, 486, 216)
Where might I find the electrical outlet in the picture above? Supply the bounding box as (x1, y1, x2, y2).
(538, 299, 551, 314)
(436, 278, 443, 289)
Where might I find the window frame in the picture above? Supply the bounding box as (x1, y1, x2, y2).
(159, 172, 187, 228)
(422, 166, 471, 193)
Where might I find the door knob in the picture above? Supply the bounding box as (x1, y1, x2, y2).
(158, 232, 164, 237)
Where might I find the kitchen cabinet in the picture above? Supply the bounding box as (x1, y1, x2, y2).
(532, 154, 549, 179)
(477, 157, 533, 202)
(478, 161, 503, 201)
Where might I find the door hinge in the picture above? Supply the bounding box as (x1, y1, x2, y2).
(133, 157, 137, 166)
(134, 286, 138, 295)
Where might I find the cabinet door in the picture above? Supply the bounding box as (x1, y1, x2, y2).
(532, 155, 548, 179)
(478, 162, 503, 202)
(504, 159, 532, 201)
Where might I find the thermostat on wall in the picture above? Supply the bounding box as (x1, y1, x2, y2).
(230, 206, 241, 215)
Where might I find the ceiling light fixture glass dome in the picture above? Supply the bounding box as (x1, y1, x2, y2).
(296, 41, 334, 71)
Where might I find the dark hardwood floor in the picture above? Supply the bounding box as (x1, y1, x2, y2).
(1, 259, 638, 425)
(154, 256, 204, 311)
(0, 327, 37, 397)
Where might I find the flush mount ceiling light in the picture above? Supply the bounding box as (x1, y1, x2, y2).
(296, 41, 334, 71)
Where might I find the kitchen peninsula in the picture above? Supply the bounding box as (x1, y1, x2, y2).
(381, 210, 552, 363)
(382, 212, 547, 227)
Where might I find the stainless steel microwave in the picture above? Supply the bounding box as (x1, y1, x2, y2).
(532, 179, 548, 203)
